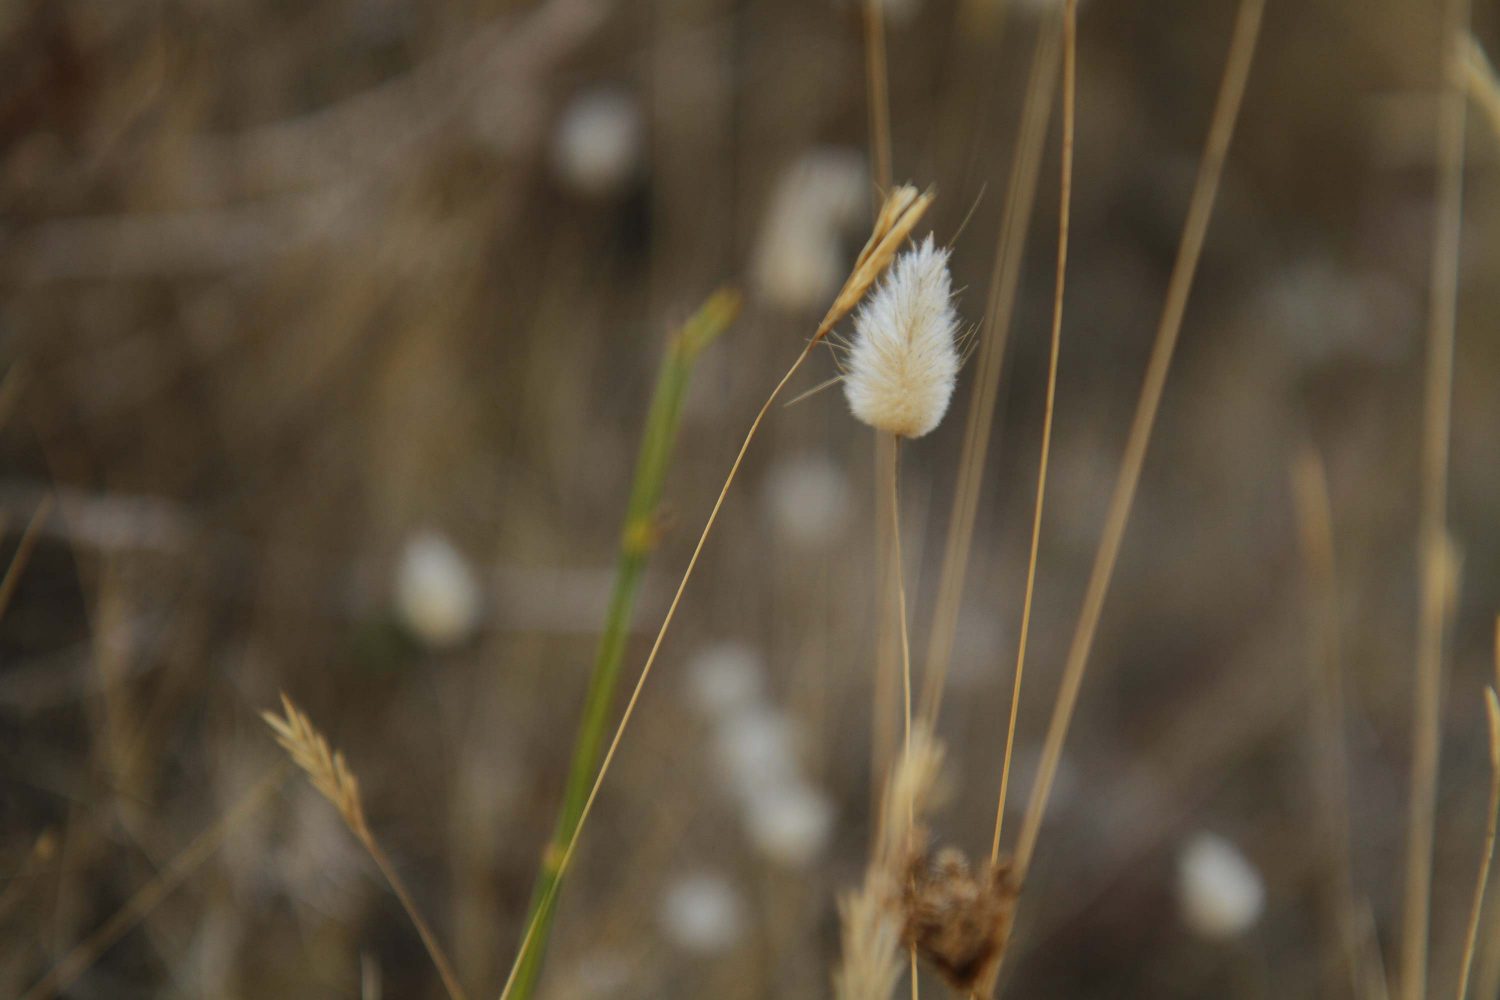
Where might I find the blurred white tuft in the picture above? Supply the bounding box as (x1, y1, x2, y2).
(754, 148, 869, 311)
(658, 872, 747, 954)
(394, 530, 482, 648)
(687, 641, 766, 720)
(763, 451, 851, 546)
(743, 780, 835, 868)
(552, 87, 644, 198)
(1176, 832, 1265, 940)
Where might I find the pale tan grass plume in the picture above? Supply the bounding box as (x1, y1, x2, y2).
(263, 695, 470, 1000)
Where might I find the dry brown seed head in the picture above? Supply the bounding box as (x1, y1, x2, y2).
(902, 845, 1019, 997)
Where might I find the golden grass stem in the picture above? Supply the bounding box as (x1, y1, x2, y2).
(886, 433, 919, 998)
(1011, 0, 1265, 881)
(1401, 3, 1469, 997)
(1456, 672, 1500, 1000)
(1462, 34, 1500, 140)
(920, 19, 1061, 728)
(990, 0, 1075, 865)
(361, 831, 470, 1000)
(1292, 448, 1379, 997)
(0, 495, 53, 621)
(20, 764, 288, 1000)
(863, 0, 893, 193)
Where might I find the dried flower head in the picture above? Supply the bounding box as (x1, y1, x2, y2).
(841, 234, 961, 438)
(902, 848, 1018, 996)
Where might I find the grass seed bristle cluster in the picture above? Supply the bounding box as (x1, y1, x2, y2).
(262, 693, 368, 836)
(842, 234, 961, 439)
(837, 729, 1018, 999)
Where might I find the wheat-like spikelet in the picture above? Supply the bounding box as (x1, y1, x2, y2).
(262, 694, 470, 1000)
(262, 693, 368, 836)
(817, 185, 934, 341)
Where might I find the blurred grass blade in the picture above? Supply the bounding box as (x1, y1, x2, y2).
(508, 288, 739, 999)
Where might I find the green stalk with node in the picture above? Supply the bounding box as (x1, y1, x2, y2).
(509, 288, 739, 1000)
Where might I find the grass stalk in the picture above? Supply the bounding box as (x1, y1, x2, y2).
(1456, 648, 1500, 1000)
(919, 19, 1060, 728)
(1011, 0, 1264, 881)
(1401, 2, 1468, 996)
(507, 290, 740, 999)
(991, 0, 1075, 864)
(20, 764, 289, 1000)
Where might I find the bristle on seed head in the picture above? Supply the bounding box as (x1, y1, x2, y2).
(842, 235, 961, 439)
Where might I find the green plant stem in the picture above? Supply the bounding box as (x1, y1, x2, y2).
(508, 289, 738, 1000)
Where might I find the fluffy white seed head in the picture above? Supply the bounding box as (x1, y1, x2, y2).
(743, 780, 835, 867)
(394, 531, 482, 648)
(842, 234, 961, 438)
(1177, 832, 1265, 939)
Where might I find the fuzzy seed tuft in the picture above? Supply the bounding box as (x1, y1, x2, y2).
(842, 235, 961, 439)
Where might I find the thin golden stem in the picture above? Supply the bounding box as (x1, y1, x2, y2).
(1402, 2, 1468, 996)
(20, 765, 288, 1000)
(863, 0, 893, 193)
(1291, 448, 1368, 997)
(498, 341, 818, 1000)
(886, 434, 920, 1000)
(920, 17, 1062, 729)
(1011, 0, 1264, 881)
(360, 831, 470, 1000)
(0, 494, 53, 621)
(890, 436, 913, 777)
(991, 0, 1075, 865)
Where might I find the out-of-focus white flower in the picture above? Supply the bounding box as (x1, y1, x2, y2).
(552, 87, 643, 197)
(842, 235, 961, 439)
(394, 531, 482, 648)
(687, 642, 765, 720)
(1177, 832, 1265, 940)
(714, 706, 802, 800)
(659, 872, 747, 953)
(754, 148, 869, 311)
(744, 780, 834, 867)
(763, 451, 851, 546)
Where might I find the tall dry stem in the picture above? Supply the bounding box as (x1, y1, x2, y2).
(1401, 2, 1468, 996)
(991, 0, 1075, 864)
(1011, 0, 1265, 880)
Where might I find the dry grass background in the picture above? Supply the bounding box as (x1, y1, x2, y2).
(3, 0, 1500, 997)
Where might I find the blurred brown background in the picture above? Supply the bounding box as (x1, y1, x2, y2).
(3, 0, 1500, 996)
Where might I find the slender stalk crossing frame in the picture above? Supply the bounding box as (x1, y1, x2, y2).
(1400, 2, 1468, 997)
(991, 0, 1075, 864)
(1012, 0, 1265, 881)
(507, 291, 739, 999)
